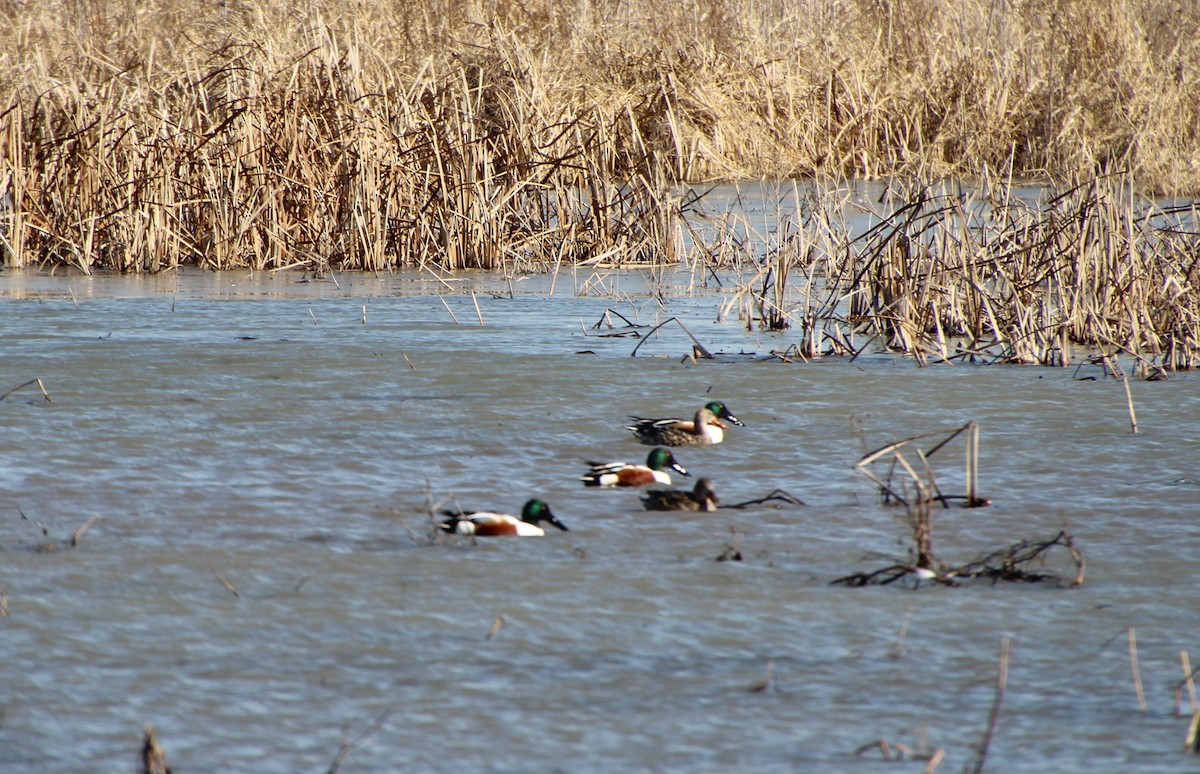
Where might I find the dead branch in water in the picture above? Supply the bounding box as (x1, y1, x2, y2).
(953, 530, 1085, 586)
(327, 709, 392, 774)
(722, 489, 807, 509)
(0, 378, 52, 403)
(836, 424, 1083, 587)
(71, 515, 100, 547)
(589, 308, 646, 337)
(629, 316, 714, 359)
(856, 421, 989, 508)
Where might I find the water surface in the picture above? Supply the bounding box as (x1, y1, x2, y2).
(1, 268, 1198, 773)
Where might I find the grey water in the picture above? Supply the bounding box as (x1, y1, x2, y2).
(1, 266, 1198, 773)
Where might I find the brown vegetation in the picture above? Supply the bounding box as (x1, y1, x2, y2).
(0, 0, 1197, 276)
(715, 176, 1200, 372)
(835, 421, 1086, 587)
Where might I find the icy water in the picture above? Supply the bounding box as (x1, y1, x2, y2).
(1, 267, 1198, 773)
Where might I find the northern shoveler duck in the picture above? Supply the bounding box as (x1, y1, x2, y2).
(640, 478, 719, 512)
(580, 447, 690, 488)
(439, 499, 568, 537)
(626, 401, 744, 446)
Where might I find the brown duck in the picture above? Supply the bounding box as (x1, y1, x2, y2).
(640, 478, 720, 512)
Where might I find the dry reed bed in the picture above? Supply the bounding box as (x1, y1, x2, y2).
(710, 174, 1200, 372)
(1, 1, 1198, 370)
(0, 2, 688, 273)
(1, 0, 1199, 274)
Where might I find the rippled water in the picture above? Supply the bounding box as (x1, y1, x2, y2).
(2, 267, 1198, 773)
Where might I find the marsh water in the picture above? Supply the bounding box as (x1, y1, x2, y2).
(2, 261, 1199, 773)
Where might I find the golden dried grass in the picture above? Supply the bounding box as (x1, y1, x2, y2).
(2, 0, 1198, 272)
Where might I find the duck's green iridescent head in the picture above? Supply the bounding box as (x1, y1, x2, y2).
(522, 499, 569, 531)
(705, 401, 744, 427)
(647, 446, 689, 476)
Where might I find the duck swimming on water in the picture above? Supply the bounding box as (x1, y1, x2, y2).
(440, 499, 568, 536)
(626, 401, 744, 446)
(580, 447, 689, 487)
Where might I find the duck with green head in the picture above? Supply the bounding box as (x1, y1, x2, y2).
(439, 499, 568, 536)
(626, 401, 744, 446)
(580, 447, 689, 487)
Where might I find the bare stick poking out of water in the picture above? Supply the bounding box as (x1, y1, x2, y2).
(327, 709, 392, 774)
(486, 615, 507, 641)
(969, 635, 1012, 774)
(1178, 649, 1199, 715)
(1187, 712, 1200, 754)
(0, 378, 52, 403)
(470, 290, 484, 326)
(629, 317, 713, 358)
(70, 515, 99, 546)
(437, 295, 460, 325)
(748, 658, 776, 693)
(1106, 355, 1139, 434)
(1130, 627, 1149, 713)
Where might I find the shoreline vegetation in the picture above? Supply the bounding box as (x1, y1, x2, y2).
(1, 0, 1198, 370)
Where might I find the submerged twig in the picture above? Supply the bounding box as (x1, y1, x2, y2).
(213, 573, 241, 598)
(327, 709, 392, 774)
(722, 489, 807, 508)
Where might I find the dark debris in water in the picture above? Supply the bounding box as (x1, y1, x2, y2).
(722, 489, 807, 509)
(831, 529, 1084, 589)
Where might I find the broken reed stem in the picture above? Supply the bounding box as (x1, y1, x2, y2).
(967, 422, 979, 505)
(437, 295, 461, 325)
(1107, 355, 1139, 433)
(629, 316, 714, 358)
(0, 378, 53, 403)
(1181, 649, 1199, 714)
(485, 615, 507, 641)
(70, 515, 99, 546)
(327, 709, 392, 774)
(470, 291, 484, 326)
(1130, 627, 1149, 713)
(214, 572, 241, 598)
(969, 635, 1012, 774)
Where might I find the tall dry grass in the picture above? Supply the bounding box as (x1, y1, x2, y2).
(706, 172, 1200, 372)
(0, 0, 1197, 273)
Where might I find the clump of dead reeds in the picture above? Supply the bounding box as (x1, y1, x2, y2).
(834, 422, 1085, 587)
(704, 173, 1200, 374)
